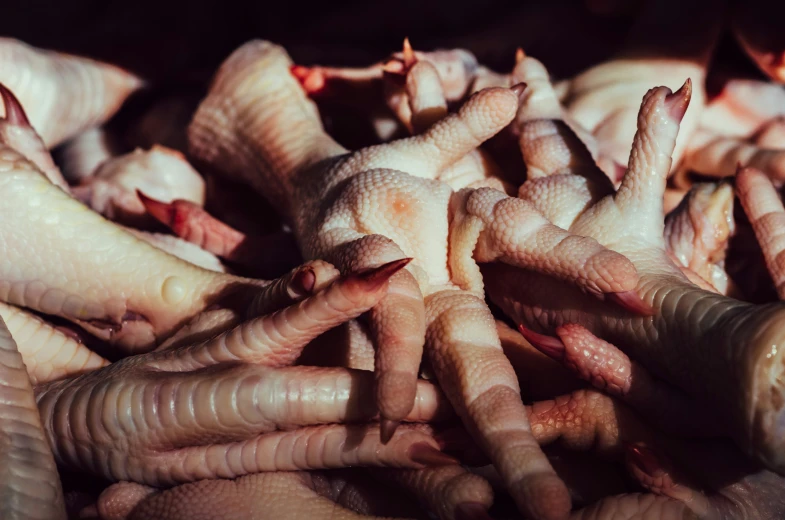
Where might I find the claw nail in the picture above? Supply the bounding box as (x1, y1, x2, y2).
(607, 291, 655, 316)
(408, 442, 460, 467)
(518, 324, 565, 361)
(292, 267, 316, 296)
(380, 418, 400, 444)
(137, 190, 176, 226)
(511, 82, 527, 97)
(455, 502, 493, 520)
(290, 65, 325, 95)
(0, 83, 30, 125)
(402, 37, 416, 68)
(515, 47, 526, 64)
(664, 78, 692, 122)
(624, 442, 665, 477)
(353, 258, 412, 290)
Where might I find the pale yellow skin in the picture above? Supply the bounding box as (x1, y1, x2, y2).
(490, 76, 785, 477)
(188, 40, 650, 520)
(0, 302, 108, 385)
(0, 38, 142, 148)
(0, 315, 66, 520)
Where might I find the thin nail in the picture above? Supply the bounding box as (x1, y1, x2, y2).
(607, 291, 655, 316)
(137, 190, 176, 226)
(0, 83, 30, 125)
(353, 258, 412, 290)
(624, 442, 664, 477)
(408, 442, 460, 467)
(518, 324, 565, 361)
(664, 78, 692, 122)
(402, 37, 416, 67)
(291, 267, 316, 296)
(511, 82, 528, 97)
(455, 502, 493, 520)
(380, 418, 400, 444)
(515, 47, 526, 64)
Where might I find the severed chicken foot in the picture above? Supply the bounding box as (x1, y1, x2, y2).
(0, 314, 66, 520)
(36, 259, 456, 487)
(490, 80, 785, 473)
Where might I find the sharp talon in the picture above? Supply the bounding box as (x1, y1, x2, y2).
(380, 418, 400, 444)
(607, 291, 655, 316)
(353, 258, 412, 289)
(136, 190, 177, 227)
(511, 82, 528, 97)
(664, 78, 692, 122)
(515, 47, 526, 64)
(624, 442, 665, 477)
(0, 83, 30, 125)
(292, 267, 316, 296)
(402, 37, 416, 68)
(407, 442, 460, 467)
(518, 324, 566, 360)
(455, 502, 494, 520)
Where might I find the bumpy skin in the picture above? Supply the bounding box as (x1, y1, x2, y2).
(664, 182, 734, 294)
(36, 259, 456, 487)
(0, 38, 142, 148)
(188, 40, 653, 520)
(492, 82, 785, 474)
(679, 79, 785, 185)
(558, 0, 724, 174)
(0, 143, 288, 352)
(0, 315, 66, 520)
(0, 302, 108, 385)
(71, 145, 206, 227)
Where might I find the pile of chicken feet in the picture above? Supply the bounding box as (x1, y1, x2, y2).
(3, 2, 785, 518)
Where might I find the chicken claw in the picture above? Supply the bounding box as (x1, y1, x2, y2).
(36, 261, 454, 485)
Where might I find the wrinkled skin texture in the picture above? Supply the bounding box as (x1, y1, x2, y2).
(557, 0, 724, 178)
(0, 315, 66, 520)
(663, 182, 735, 294)
(188, 40, 654, 520)
(36, 258, 457, 487)
(0, 38, 142, 148)
(0, 301, 108, 385)
(489, 79, 785, 474)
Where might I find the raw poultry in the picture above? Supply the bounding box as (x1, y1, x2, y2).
(0, 1, 785, 518)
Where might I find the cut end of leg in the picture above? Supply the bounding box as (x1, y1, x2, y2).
(664, 78, 692, 122)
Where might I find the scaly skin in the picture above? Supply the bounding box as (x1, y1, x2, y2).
(96, 471, 423, 520)
(490, 81, 785, 473)
(70, 145, 205, 227)
(0, 314, 66, 520)
(0, 144, 278, 353)
(189, 40, 652, 520)
(559, 0, 724, 173)
(0, 38, 142, 148)
(0, 302, 108, 385)
(35, 260, 456, 487)
(663, 182, 735, 294)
